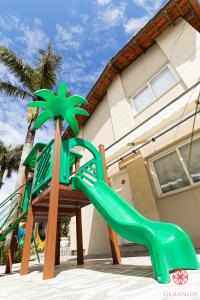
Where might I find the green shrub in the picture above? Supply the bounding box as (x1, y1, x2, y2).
(13, 243, 23, 263)
(0, 242, 7, 265)
(0, 242, 22, 265)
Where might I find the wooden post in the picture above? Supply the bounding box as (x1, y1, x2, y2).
(75, 155, 83, 264)
(43, 118, 62, 280)
(76, 208, 84, 265)
(5, 228, 18, 273)
(20, 207, 34, 275)
(55, 220, 60, 265)
(98, 144, 121, 264)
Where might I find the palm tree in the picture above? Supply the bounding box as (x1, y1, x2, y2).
(0, 141, 23, 188)
(0, 44, 62, 189)
(28, 82, 89, 134)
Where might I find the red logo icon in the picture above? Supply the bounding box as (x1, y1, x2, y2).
(121, 179, 126, 185)
(172, 269, 188, 285)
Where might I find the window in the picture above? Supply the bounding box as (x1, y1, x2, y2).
(150, 67, 177, 98)
(134, 86, 153, 112)
(132, 65, 178, 112)
(179, 138, 200, 183)
(150, 136, 200, 196)
(153, 151, 190, 194)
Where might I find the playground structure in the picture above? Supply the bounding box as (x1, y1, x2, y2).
(0, 83, 199, 283)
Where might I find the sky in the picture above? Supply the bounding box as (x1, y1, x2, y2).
(0, 0, 166, 200)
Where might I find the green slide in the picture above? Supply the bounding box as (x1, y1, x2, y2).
(72, 176, 199, 283)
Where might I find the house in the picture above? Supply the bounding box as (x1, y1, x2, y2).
(63, 0, 200, 257)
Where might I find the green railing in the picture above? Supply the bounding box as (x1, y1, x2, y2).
(21, 182, 32, 213)
(31, 137, 105, 197)
(31, 140, 54, 196)
(61, 138, 104, 184)
(0, 182, 32, 237)
(77, 158, 98, 185)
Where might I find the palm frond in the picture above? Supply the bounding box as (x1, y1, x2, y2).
(30, 83, 89, 134)
(0, 45, 33, 90)
(0, 81, 34, 100)
(72, 107, 89, 117)
(33, 43, 62, 90)
(0, 141, 22, 180)
(34, 110, 53, 129)
(57, 82, 67, 98)
(64, 114, 80, 136)
(67, 95, 88, 106)
(28, 101, 47, 109)
(33, 89, 54, 102)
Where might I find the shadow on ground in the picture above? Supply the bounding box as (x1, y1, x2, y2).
(2, 257, 154, 279)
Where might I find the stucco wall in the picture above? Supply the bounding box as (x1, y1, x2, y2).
(70, 18, 200, 255)
(156, 186, 200, 247)
(156, 18, 200, 88)
(107, 74, 134, 140)
(121, 43, 168, 99)
(143, 118, 200, 246)
(121, 153, 160, 221)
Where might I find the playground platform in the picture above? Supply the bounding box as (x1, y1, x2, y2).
(32, 184, 89, 222)
(0, 255, 200, 300)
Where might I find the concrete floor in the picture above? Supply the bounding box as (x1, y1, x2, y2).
(0, 255, 200, 300)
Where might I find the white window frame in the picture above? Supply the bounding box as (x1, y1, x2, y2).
(149, 134, 200, 198)
(131, 63, 180, 114)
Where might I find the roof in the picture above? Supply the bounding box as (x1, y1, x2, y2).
(63, 0, 200, 140)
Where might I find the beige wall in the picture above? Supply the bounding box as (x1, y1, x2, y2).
(70, 18, 200, 255)
(156, 186, 200, 247)
(70, 204, 111, 255)
(120, 153, 160, 221)
(83, 94, 115, 149)
(141, 111, 200, 158)
(156, 18, 200, 88)
(144, 118, 200, 246)
(121, 43, 168, 99)
(107, 74, 134, 140)
(110, 168, 134, 245)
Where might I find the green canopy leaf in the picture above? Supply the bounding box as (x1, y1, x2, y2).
(28, 82, 89, 135)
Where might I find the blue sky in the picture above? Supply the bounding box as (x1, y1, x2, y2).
(0, 0, 165, 199)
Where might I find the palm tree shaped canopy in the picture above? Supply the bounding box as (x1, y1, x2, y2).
(28, 82, 89, 135)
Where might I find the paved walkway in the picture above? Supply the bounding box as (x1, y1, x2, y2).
(0, 255, 200, 300)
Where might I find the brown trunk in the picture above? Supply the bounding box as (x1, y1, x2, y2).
(76, 208, 84, 265)
(0, 167, 6, 189)
(5, 228, 18, 273)
(43, 118, 62, 280)
(16, 120, 36, 188)
(6, 119, 36, 261)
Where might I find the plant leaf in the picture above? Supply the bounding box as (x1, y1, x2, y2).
(28, 101, 47, 109)
(72, 107, 89, 117)
(0, 81, 34, 100)
(33, 89, 54, 102)
(0, 45, 33, 91)
(67, 95, 88, 106)
(57, 82, 67, 98)
(64, 114, 79, 135)
(34, 110, 53, 129)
